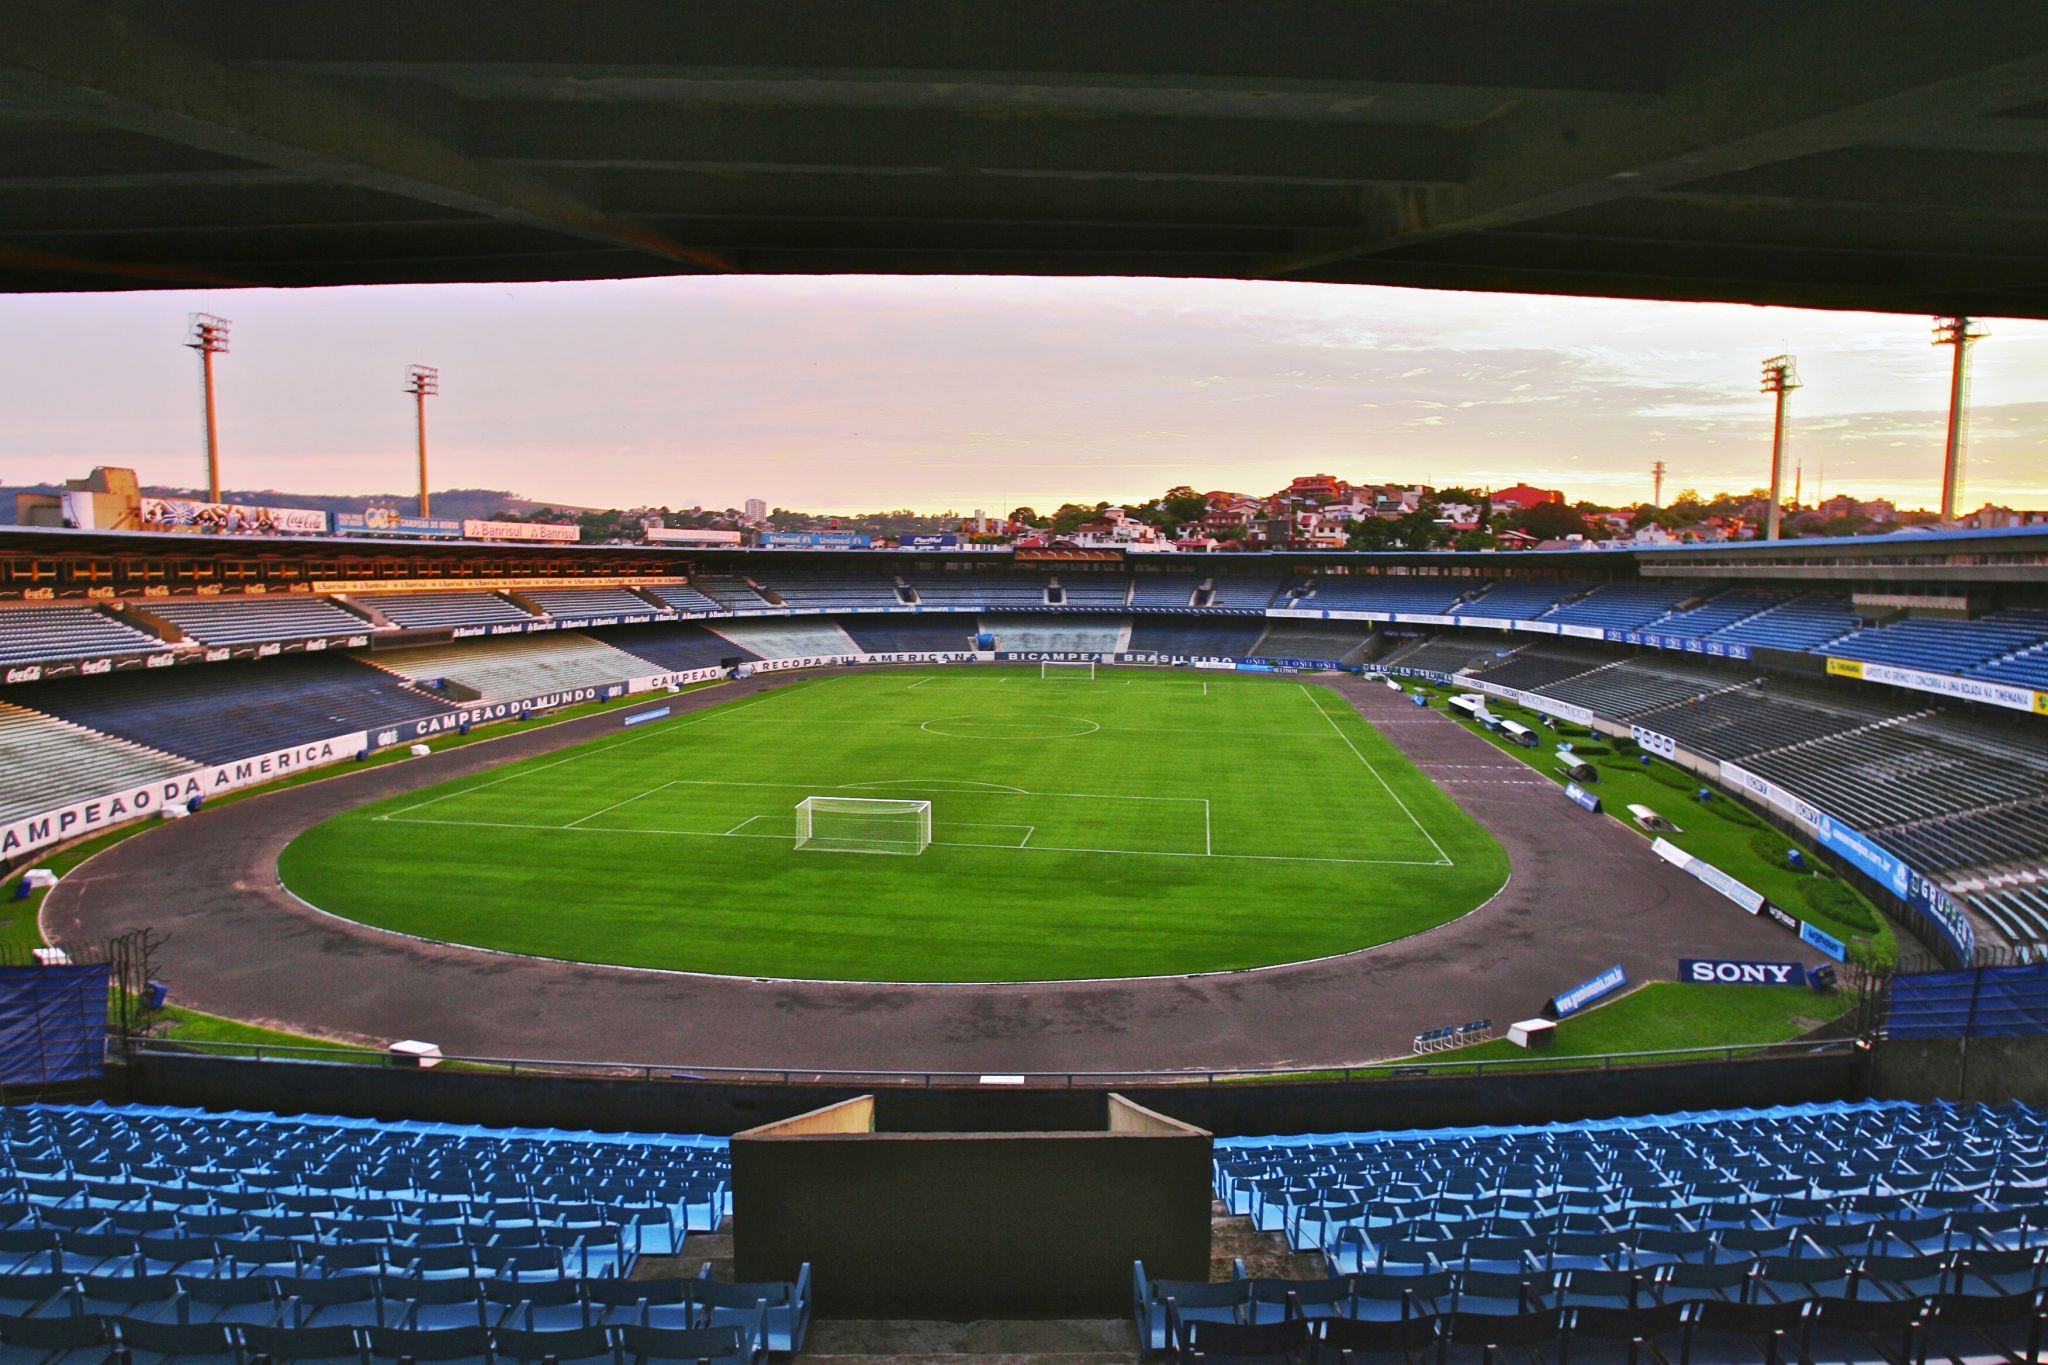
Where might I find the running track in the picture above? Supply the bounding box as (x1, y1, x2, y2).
(44, 671, 1808, 1074)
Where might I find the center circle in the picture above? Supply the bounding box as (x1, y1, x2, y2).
(919, 713, 1101, 740)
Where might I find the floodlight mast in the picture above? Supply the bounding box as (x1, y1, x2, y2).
(1932, 317, 1983, 523)
(406, 365, 440, 517)
(1759, 355, 1800, 541)
(185, 314, 231, 502)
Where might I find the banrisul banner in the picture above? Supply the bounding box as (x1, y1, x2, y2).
(0, 732, 367, 858)
(1548, 964, 1627, 1018)
(1681, 958, 1808, 986)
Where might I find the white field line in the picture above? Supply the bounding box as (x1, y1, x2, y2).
(723, 813, 768, 836)
(563, 779, 679, 829)
(381, 813, 1442, 865)
(383, 678, 826, 819)
(1299, 683, 1453, 867)
(1204, 799, 1212, 855)
(905, 676, 935, 690)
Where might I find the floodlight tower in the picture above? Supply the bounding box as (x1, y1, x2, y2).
(1760, 355, 1800, 541)
(185, 314, 231, 502)
(405, 364, 439, 517)
(1932, 316, 1984, 522)
(1651, 460, 1667, 508)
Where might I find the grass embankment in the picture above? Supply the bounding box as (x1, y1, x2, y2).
(1408, 680, 1895, 968)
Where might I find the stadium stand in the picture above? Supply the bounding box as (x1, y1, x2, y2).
(687, 575, 773, 609)
(702, 618, 862, 659)
(836, 615, 978, 653)
(1539, 581, 1698, 631)
(0, 1103, 805, 1358)
(1648, 589, 1790, 641)
(641, 582, 726, 614)
(1286, 574, 1469, 615)
(520, 588, 660, 619)
(755, 571, 903, 611)
(144, 596, 369, 646)
(0, 606, 163, 666)
(1194, 1099, 2048, 1360)
(1458, 579, 1579, 619)
(1245, 621, 1375, 664)
(1206, 575, 1287, 610)
(904, 570, 1048, 609)
(980, 614, 1123, 653)
(1971, 886, 2048, 950)
(1828, 609, 2048, 675)
(1711, 593, 1861, 654)
(578, 623, 756, 672)
(0, 702, 192, 824)
(1380, 635, 1520, 675)
(13, 657, 453, 764)
(371, 634, 657, 700)
(1128, 573, 1204, 609)
(1743, 726, 2048, 833)
(1126, 619, 1265, 657)
(351, 591, 536, 631)
(1634, 683, 1901, 762)
(1463, 647, 1609, 693)
(1535, 657, 1741, 719)
(1053, 574, 1132, 608)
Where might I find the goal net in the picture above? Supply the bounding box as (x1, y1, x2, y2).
(1040, 659, 1097, 680)
(793, 796, 932, 855)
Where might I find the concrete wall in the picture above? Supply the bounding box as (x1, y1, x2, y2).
(731, 1094, 1210, 1319)
(1869, 1036, 2048, 1107)
(117, 1050, 1864, 1139)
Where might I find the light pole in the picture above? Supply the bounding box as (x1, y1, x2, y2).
(185, 314, 231, 502)
(405, 364, 439, 517)
(1760, 355, 1800, 541)
(1932, 317, 1983, 522)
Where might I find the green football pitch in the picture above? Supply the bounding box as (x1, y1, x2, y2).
(279, 668, 1508, 982)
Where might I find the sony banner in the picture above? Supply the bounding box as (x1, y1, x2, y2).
(1680, 958, 1809, 986)
(0, 732, 367, 858)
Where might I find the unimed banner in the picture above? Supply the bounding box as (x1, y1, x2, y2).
(0, 965, 110, 1085)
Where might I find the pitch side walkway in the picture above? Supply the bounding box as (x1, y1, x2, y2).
(46, 670, 1811, 1074)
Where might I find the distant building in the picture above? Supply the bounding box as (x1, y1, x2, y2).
(1817, 494, 1897, 523)
(1284, 473, 1344, 504)
(1490, 483, 1564, 510)
(743, 498, 767, 521)
(1961, 503, 2048, 529)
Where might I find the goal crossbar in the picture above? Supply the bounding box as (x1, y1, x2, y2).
(793, 796, 932, 855)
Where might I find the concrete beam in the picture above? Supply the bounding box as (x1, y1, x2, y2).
(0, 0, 727, 281)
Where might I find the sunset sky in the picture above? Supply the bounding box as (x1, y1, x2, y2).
(4, 275, 2045, 516)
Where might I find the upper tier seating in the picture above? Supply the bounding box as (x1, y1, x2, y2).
(1248, 622, 1374, 663)
(642, 582, 726, 613)
(0, 703, 192, 823)
(687, 575, 773, 609)
(1974, 642, 2048, 690)
(980, 614, 1123, 653)
(756, 573, 903, 610)
(1465, 648, 1607, 694)
(1633, 684, 1894, 762)
(837, 615, 977, 653)
(1126, 619, 1265, 657)
(353, 592, 535, 631)
(520, 588, 660, 619)
(372, 634, 657, 701)
(1053, 575, 1130, 608)
(580, 622, 755, 671)
(1207, 576, 1287, 610)
(146, 597, 369, 646)
(1290, 575, 1467, 615)
(904, 572, 1047, 608)
(1648, 589, 1789, 641)
(1712, 593, 1860, 653)
(1459, 580, 1578, 620)
(0, 607, 163, 667)
(1971, 885, 2048, 950)
(702, 618, 861, 659)
(15, 656, 453, 765)
(1540, 582, 1698, 631)
(1128, 573, 1203, 609)
(1827, 610, 2048, 674)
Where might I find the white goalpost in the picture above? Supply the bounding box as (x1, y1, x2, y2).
(1040, 659, 1097, 680)
(793, 796, 933, 855)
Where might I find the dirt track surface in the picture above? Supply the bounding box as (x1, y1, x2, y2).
(44, 671, 1805, 1074)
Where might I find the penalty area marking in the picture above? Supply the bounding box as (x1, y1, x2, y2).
(1299, 683, 1453, 867)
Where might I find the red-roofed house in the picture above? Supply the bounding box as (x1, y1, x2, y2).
(1490, 483, 1564, 510)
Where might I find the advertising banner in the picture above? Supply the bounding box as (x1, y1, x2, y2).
(391, 690, 601, 740)
(1651, 837, 1766, 914)
(461, 519, 579, 543)
(315, 575, 686, 595)
(1800, 921, 1848, 962)
(335, 511, 464, 538)
(1549, 964, 1627, 1018)
(1680, 958, 1808, 986)
(1563, 782, 1602, 813)
(760, 532, 872, 549)
(902, 534, 959, 549)
(141, 497, 329, 536)
(645, 528, 743, 545)
(1631, 725, 1678, 759)
(0, 732, 367, 858)
(1851, 661, 2039, 714)
(622, 707, 670, 727)
(625, 667, 727, 693)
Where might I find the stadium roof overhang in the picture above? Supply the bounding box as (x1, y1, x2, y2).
(10, 3, 2048, 316)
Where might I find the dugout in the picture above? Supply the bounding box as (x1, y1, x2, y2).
(1448, 693, 1487, 721)
(1499, 720, 1538, 748)
(731, 1093, 1210, 1319)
